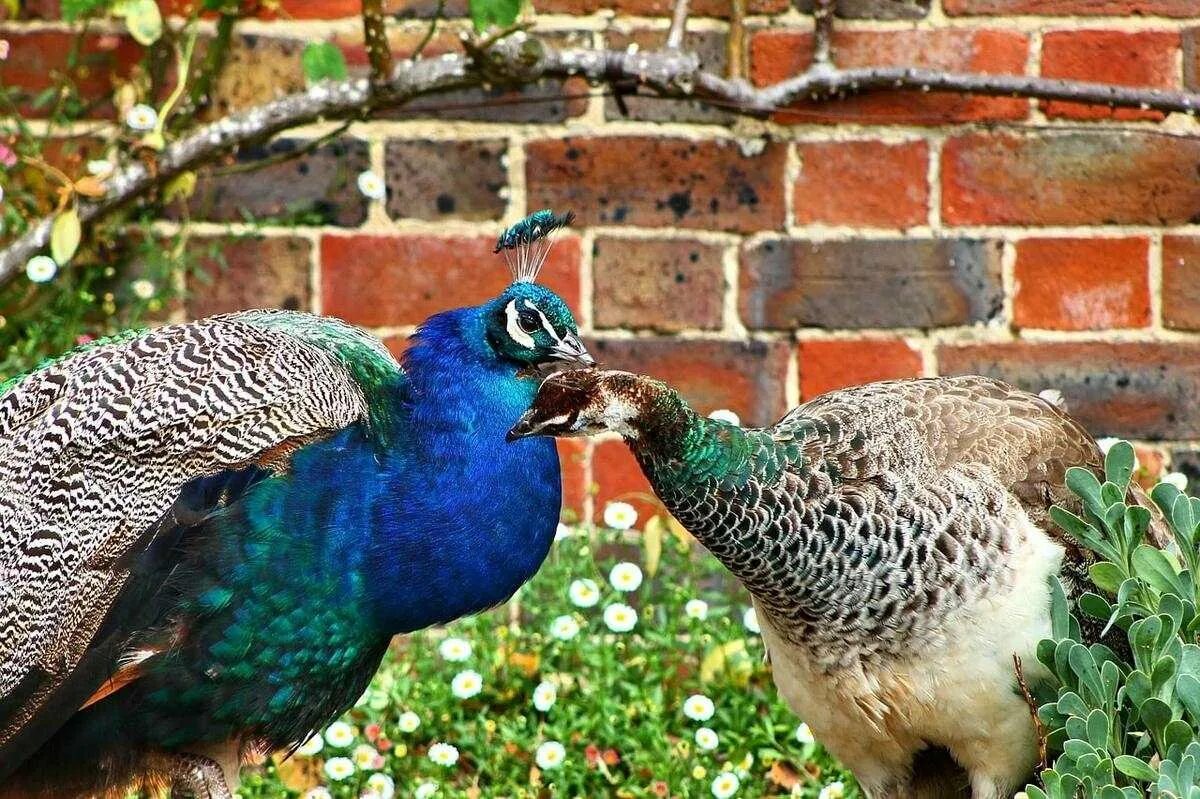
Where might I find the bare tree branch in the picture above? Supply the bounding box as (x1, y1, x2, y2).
(362, 0, 394, 88)
(726, 0, 745, 80)
(811, 0, 836, 70)
(666, 0, 689, 51)
(4, 32, 1200, 285)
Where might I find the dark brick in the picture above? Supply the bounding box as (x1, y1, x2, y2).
(1168, 449, 1200, 491)
(739, 239, 1003, 330)
(385, 139, 508, 222)
(320, 234, 581, 327)
(527, 137, 787, 233)
(1040, 31, 1178, 121)
(603, 30, 734, 124)
(204, 35, 306, 118)
(938, 342, 1200, 439)
(186, 235, 312, 317)
(1186, 28, 1200, 91)
(794, 0, 930, 18)
(945, 0, 1198, 14)
(592, 236, 726, 332)
(588, 338, 791, 426)
(533, 0, 787, 17)
(942, 132, 1200, 226)
(180, 138, 369, 226)
(1163, 237, 1200, 331)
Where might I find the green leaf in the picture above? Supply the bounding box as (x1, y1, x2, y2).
(469, 0, 523, 31)
(1167, 718, 1195, 752)
(1079, 592, 1112, 622)
(1066, 466, 1105, 512)
(1115, 755, 1158, 783)
(1070, 644, 1105, 705)
(1057, 691, 1090, 719)
(1049, 575, 1072, 640)
(1089, 561, 1125, 594)
(50, 208, 81, 266)
(123, 0, 162, 45)
(62, 0, 113, 21)
(1085, 708, 1110, 749)
(301, 42, 349, 85)
(1105, 441, 1136, 490)
(1140, 696, 1172, 736)
(1154, 481, 1184, 518)
(1134, 545, 1186, 597)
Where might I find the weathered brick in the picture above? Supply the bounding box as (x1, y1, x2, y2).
(592, 439, 657, 524)
(938, 342, 1200, 439)
(186, 235, 312, 318)
(385, 139, 508, 222)
(1040, 31, 1178, 121)
(739, 239, 1003, 330)
(320, 234, 582, 327)
(794, 140, 928, 228)
(1168, 449, 1200, 492)
(587, 338, 791, 425)
(1, 0, 59, 19)
(180, 137, 369, 226)
(1013, 237, 1150, 331)
(204, 34, 306, 118)
(942, 132, 1200, 226)
(533, 0, 786, 17)
(558, 439, 590, 520)
(799, 339, 923, 399)
(527, 137, 787, 233)
(603, 30, 733, 124)
(163, 0, 472, 18)
(1185, 29, 1200, 91)
(1163, 237, 1200, 331)
(945, 0, 1198, 15)
(592, 236, 726, 332)
(750, 30, 1028, 125)
(0, 30, 143, 117)
(794, 0, 929, 18)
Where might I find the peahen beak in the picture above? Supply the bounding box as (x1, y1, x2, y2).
(506, 409, 542, 442)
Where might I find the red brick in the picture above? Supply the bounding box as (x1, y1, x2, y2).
(0, 31, 143, 117)
(526, 137, 787, 234)
(587, 338, 791, 426)
(942, 132, 1200, 226)
(558, 439, 590, 521)
(945, 0, 1197, 15)
(1040, 31, 1178, 121)
(1013, 237, 1150, 331)
(749, 29, 1028, 125)
(186, 236, 312, 318)
(1186, 29, 1200, 91)
(592, 236, 726, 332)
(593, 439, 658, 525)
(799, 339, 922, 399)
(794, 141, 928, 227)
(533, 0, 787, 17)
(1163, 237, 1200, 331)
(320, 234, 582, 327)
(938, 342, 1200, 440)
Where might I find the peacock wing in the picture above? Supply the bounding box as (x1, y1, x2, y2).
(0, 310, 401, 758)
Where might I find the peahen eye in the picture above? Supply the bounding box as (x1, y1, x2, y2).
(517, 311, 541, 334)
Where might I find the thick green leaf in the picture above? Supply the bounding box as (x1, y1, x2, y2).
(1057, 691, 1090, 719)
(301, 42, 349, 85)
(1126, 668, 1153, 708)
(1167, 718, 1195, 752)
(1070, 644, 1105, 705)
(1089, 561, 1125, 594)
(50, 208, 81, 265)
(123, 0, 162, 45)
(1140, 697, 1172, 736)
(1154, 481, 1185, 518)
(1114, 755, 1158, 782)
(1134, 545, 1187, 597)
(1086, 708, 1110, 749)
(62, 0, 112, 20)
(1079, 592, 1112, 622)
(469, 0, 522, 31)
(1105, 441, 1136, 490)
(1067, 465, 1104, 509)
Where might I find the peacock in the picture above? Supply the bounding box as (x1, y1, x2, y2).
(509, 368, 1168, 799)
(0, 210, 588, 798)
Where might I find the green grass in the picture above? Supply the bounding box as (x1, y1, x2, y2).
(236, 513, 857, 799)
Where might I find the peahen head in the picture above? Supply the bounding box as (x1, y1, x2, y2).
(482, 282, 591, 371)
(507, 368, 681, 441)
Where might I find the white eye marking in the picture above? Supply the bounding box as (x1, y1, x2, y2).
(522, 299, 563, 345)
(505, 300, 536, 348)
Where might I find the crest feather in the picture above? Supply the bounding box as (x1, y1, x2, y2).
(494, 209, 574, 283)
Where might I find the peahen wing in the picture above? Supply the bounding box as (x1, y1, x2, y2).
(0, 310, 401, 757)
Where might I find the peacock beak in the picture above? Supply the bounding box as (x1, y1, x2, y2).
(551, 333, 593, 365)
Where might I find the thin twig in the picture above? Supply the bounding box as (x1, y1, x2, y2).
(362, 0, 394, 89)
(1013, 655, 1048, 772)
(811, 0, 836, 70)
(412, 0, 446, 60)
(726, 0, 745, 80)
(666, 0, 689, 50)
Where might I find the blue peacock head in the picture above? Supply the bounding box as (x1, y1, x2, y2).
(483, 210, 592, 371)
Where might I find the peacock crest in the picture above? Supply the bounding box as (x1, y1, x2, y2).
(494, 209, 574, 283)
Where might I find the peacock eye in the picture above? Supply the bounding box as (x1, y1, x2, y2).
(517, 311, 541, 334)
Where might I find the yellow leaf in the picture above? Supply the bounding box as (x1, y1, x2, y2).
(73, 176, 107, 199)
(667, 515, 692, 549)
(643, 515, 664, 577)
(163, 171, 197, 204)
(124, 0, 163, 45)
(139, 131, 166, 152)
(768, 760, 803, 790)
(50, 208, 81, 266)
(700, 639, 753, 686)
(507, 650, 540, 677)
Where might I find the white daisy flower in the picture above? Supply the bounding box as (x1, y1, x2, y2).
(25, 255, 57, 283)
(603, 603, 637, 633)
(451, 669, 483, 699)
(324, 721, 355, 748)
(323, 756, 355, 781)
(131, 279, 155, 300)
(366, 773, 395, 798)
(356, 170, 386, 200)
(568, 578, 600, 608)
(695, 727, 719, 751)
(87, 159, 115, 176)
(535, 740, 566, 770)
(683, 694, 715, 722)
(397, 710, 421, 732)
(1164, 471, 1188, 491)
(439, 637, 472, 662)
(711, 771, 740, 798)
(304, 789, 333, 799)
(0, 185, 4, 203)
(603, 500, 638, 530)
(414, 783, 438, 799)
(550, 614, 581, 641)
(819, 781, 846, 799)
(296, 733, 324, 756)
(124, 103, 158, 131)
(608, 562, 643, 593)
(353, 743, 382, 770)
(685, 599, 709, 620)
(708, 409, 740, 426)
(742, 607, 761, 634)
(795, 722, 815, 745)
(428, 741, 459, 766)
(533, 680, 557, 712)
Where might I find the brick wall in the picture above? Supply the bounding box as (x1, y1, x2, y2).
(6, 0, 1200, 517)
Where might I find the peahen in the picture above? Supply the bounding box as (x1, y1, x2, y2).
(0, 210, 589, 798)
(509, 369, 1168, 799)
